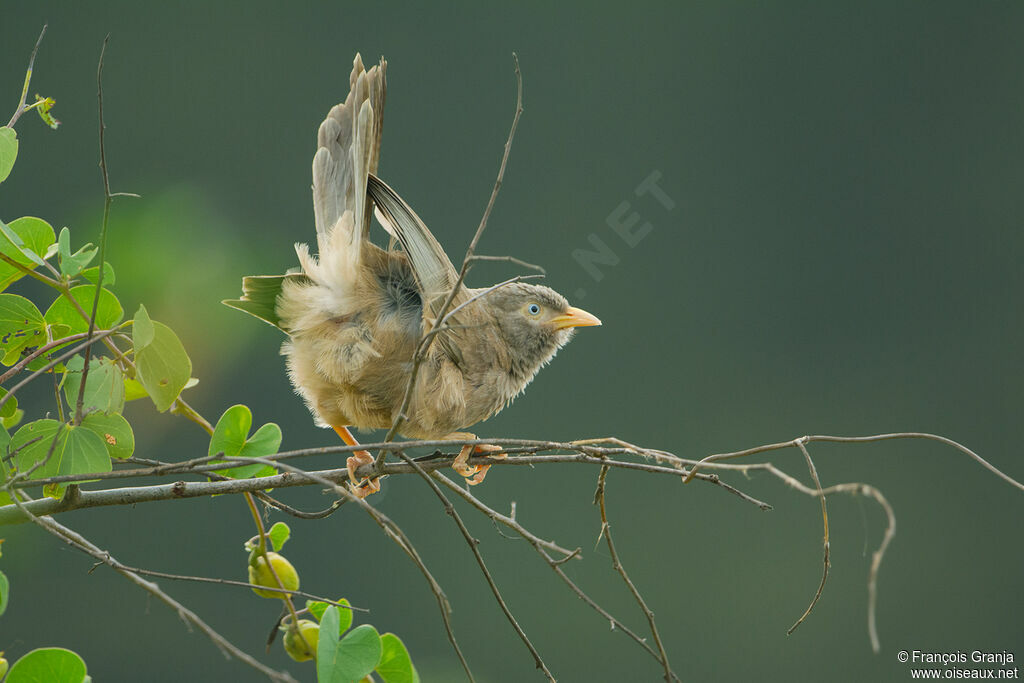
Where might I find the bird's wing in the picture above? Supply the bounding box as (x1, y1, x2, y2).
(308, 54, 386, 287)
(367, 173, 462, 312)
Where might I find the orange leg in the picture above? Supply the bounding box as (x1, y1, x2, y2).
(333, 425, 380, 499)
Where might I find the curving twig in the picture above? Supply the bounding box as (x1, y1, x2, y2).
(594, 466, 674, 682)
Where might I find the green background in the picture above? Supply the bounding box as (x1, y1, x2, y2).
(2, 2, 1022, 681)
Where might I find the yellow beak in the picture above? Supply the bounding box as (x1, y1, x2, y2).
(549, 306, 602, 330)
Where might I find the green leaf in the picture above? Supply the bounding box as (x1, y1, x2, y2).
(5, 647, 88, 683)
(63, 357, 125, 415)
(268, 521, 290, 552)
(209, 404, 282, 479)
(123, 377, 148, 401)
(133, 320, 190, 412)
(376, 633, 420, 683)
(132, 304, 154, 350)
(81, 262, 115, 286)
(2, 408, 23, 431)
(306, 600, 329, 623)
(0, 293, 46, 366)
(11, 420, 111, 482)
(44, 285, 123, 335)
(208, 404, 251, 458)
(8, 217, 55, 261)
(81, 412, 134, 460)
(0, 218, 46, 273)
(0, 387, 18, 419)
(0, 569, 8, 618)
(57, 226, 71, 260)
(318, 611, 381, 683)
(56, 227, 96, 278)
(0, 126, 17, 183)
(305, 598, 352, 626)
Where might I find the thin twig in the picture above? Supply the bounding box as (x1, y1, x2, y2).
(594, 466, 674, 682)
(76, 34, 124, 425)
(5, 491, 295, 682)
(221, 454, 475, 682)
(6, 25, 47, 128)
(786, 438, 829, 635)
(0, 330, 99, 384)
(84, 558, 366, 613)
(395, 451, 556, 681)
(468, 254, 546, 274)
(431, 471, 679, 680)
(0, 327, 120, 414)
(682, 432, 1023, 493)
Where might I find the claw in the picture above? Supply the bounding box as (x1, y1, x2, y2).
(450, 437, 505, 486)
(345, 451, 380, 498)
(334, 425, 381, 498)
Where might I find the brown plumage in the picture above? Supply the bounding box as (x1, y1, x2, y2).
(226, 55, 600, 495)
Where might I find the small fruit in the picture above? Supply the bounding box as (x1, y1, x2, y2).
(0, 654, 8, 678)
(283, 619, 320, 662)
(248, 551, 299, 599)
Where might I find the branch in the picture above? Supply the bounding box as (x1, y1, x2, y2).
(221, 454, 476, 682)
(594, 466, 674, 682)
(6, 25, 47, 128)
(395, 451, 556, 680)
(8, 493, 295, 682)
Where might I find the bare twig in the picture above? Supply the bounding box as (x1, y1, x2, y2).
(786, 438, 830, 635)
(220, 454, 476, 682)
(0, 330, 100, 384)
(76, 35, 134, 425)
(682, 432, 1023, 493)
(5, 491, 295, 682)
(594, 466, 674, 682)
(84, 558, 365, 613)
(6, 25, 47, 128)
(395, 451, 556, 681)
(430, 471, 678, 680)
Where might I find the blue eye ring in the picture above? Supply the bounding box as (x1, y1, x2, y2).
(527, 303, 541, 315)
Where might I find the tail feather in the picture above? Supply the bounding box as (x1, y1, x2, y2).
(222, 274, 309, 331)
(312, 55, 386, 246)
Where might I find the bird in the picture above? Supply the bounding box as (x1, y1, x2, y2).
(224, 54, 600, 497)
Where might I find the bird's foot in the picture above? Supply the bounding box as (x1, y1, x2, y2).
(334, 425, 380, 498)
(345, 450, 381, 499)
(447, 432, 505, 486)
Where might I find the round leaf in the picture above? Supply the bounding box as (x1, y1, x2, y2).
(63, 358, 125, 415)
(81, 412, 134, 460)
(208, 404, 252, 458)
(318, 615, 381, 683)
(44, 285, 123, 335)
(0, 293, 46, 366)
(5, 647, 88, 683)
(11, 420, 111, 481)
(0, 126, 17, 183)
(377, 633, 420, 683)
(132, 304, 154, 350)
(134, 321, 191, 412)
(268, 521, 290, 552)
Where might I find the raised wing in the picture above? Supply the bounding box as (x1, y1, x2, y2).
(367, 173, 461, 311)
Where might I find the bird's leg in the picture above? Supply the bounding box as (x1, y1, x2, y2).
(333, 425, 381, 499)
(445, 431, 506, 486)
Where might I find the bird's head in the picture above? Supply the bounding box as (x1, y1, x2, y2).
(484, 282, 601, 378)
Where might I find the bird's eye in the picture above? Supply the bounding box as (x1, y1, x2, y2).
(527, 303, 541, 316)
